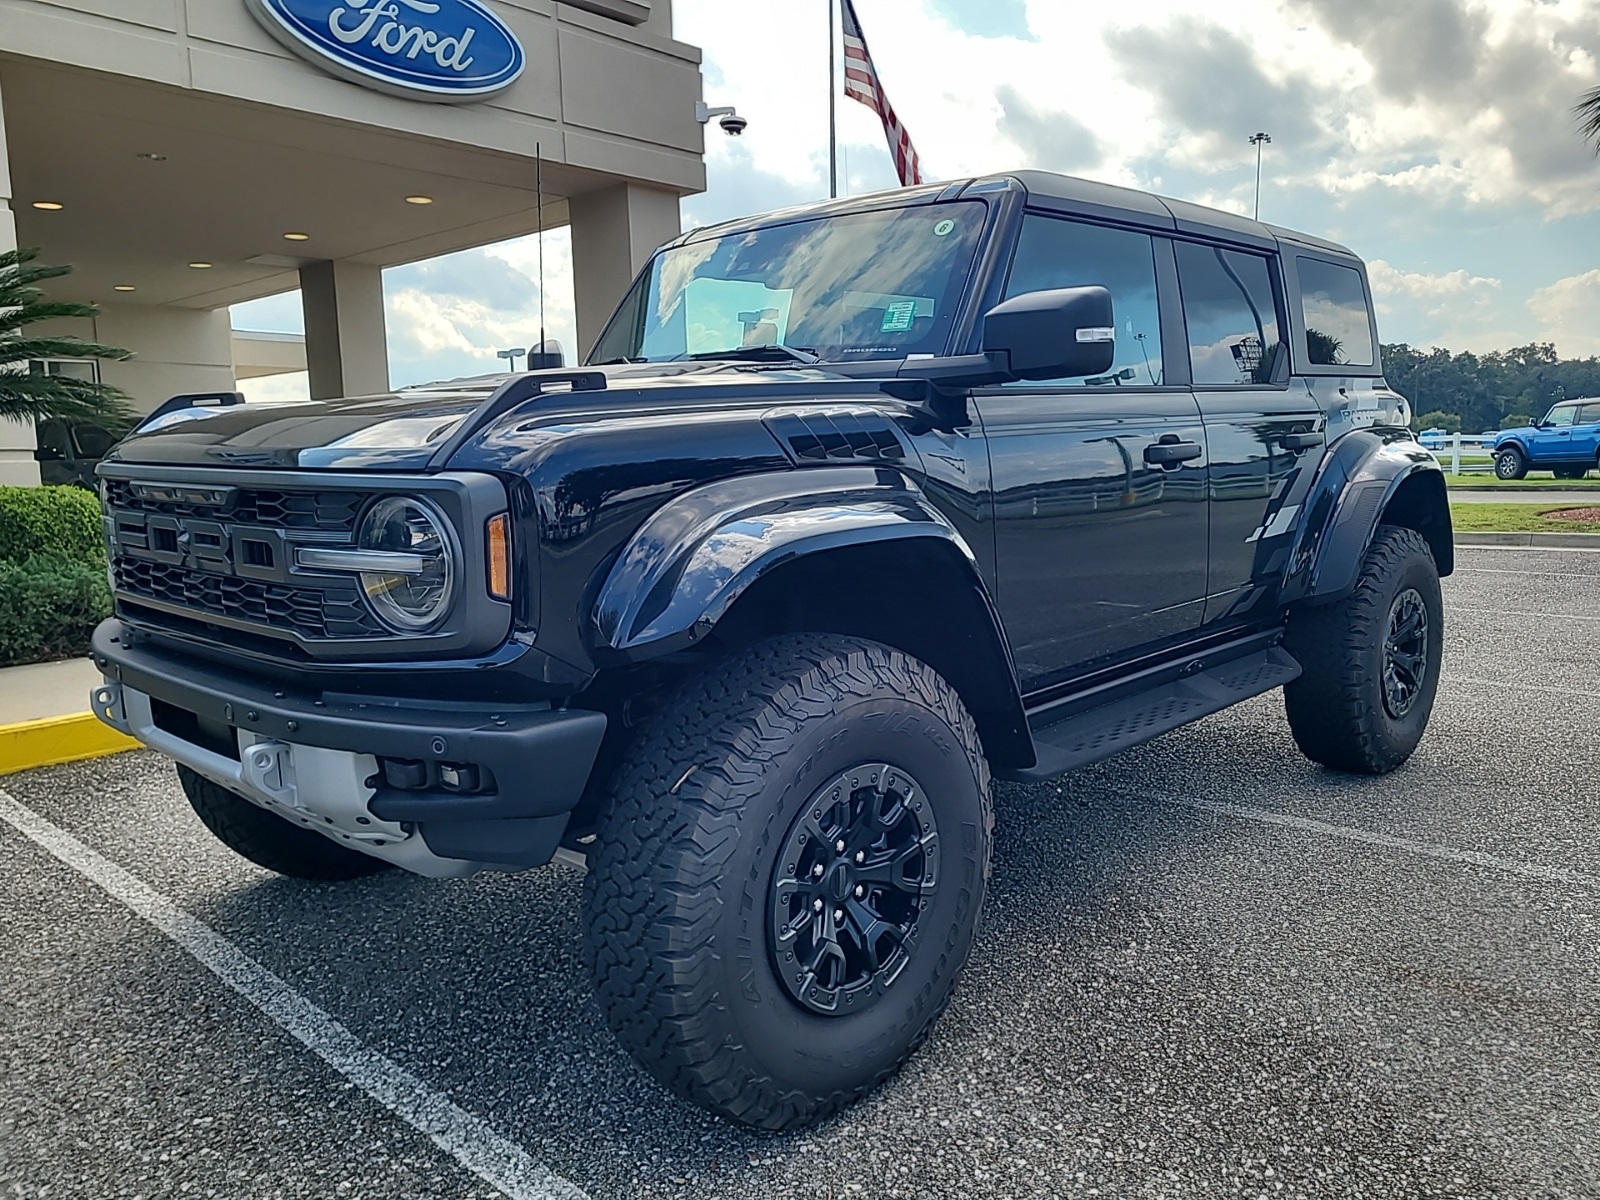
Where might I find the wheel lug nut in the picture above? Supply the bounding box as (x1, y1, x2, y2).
(835, 839, 846, 854)
(854, 851, 865, 864)
(813, 863, 825, 878)
(854, 885, 865, 899)
(813, 899, 824, 912)
(834, 909, 844, 922)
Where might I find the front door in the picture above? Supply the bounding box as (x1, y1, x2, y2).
(1172, 241, 1327, 626)
(974, 214, 1209, 693)
(1530, 403, 1578, 465)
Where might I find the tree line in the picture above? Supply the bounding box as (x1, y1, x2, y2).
(1381, 342, 1600, 434)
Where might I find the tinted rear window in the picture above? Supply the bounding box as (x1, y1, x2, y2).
(1298, 258, 1374, 368)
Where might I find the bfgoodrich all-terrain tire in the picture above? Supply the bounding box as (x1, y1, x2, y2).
(581, 635, 993, 1130)
(177, 766, 392, 881)
(1283, 526, 1444, 774)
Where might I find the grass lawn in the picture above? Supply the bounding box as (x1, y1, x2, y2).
(1445, 474, 1600, 490)
(1450, 502, 1600, 533)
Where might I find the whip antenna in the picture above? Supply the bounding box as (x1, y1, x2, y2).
(536, 141, 546, 362)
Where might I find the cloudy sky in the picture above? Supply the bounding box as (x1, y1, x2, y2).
(234, 0, 1600, 398)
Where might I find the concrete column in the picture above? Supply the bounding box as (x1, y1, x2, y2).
(299, 260, 390, 400)
(570, 183, 682, 361)
(0, 70, 41, 487)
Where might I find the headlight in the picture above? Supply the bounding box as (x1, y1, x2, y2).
(356, 496, 456, 632)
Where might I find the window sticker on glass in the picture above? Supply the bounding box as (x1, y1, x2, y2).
(881, 300, 918, 332)
(934, 219, 956, 237)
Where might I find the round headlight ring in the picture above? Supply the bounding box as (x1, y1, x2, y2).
(356, 495, 457, 634)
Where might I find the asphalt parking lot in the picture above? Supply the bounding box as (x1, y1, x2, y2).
(3, 544, 1597, 1200)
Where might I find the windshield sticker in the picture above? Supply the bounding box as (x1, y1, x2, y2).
(881, 300, 918, 332)
(933, 219, 957, 237)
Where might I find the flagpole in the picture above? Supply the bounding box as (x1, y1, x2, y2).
(828, 0, 838, 199)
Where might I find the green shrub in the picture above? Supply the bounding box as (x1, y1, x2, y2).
(0, 553, 112, 666)
(0, 485, 105, 567)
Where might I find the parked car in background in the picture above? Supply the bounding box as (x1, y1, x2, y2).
(1492, 399, 1600, 480)
(34, 417, 118, 489)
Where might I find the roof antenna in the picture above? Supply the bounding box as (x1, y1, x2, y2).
(529, 141, 561, 369)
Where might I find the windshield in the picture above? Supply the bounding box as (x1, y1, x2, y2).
(590, 203, 989, 366)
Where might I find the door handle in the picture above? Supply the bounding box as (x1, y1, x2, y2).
(1144, 439, 1203, 466)
(1280, 431, 1325, 451)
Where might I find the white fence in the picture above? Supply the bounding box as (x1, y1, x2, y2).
(1420, 433, 1495, 475)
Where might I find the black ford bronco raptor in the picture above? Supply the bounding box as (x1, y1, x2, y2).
(91, 171, 1451, 1130)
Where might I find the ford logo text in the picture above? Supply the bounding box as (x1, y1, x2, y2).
(245, 0, 525, 102)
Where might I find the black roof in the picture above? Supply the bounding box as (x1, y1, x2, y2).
(678, 169, 1360, 262)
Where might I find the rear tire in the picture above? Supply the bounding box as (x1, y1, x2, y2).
(1493, 446, 1529, 480)
(178, 766, 393, 881)
(1284, 526, 1443, 775)
(581, 634, 993, 1130)
(1554, 464, 1589, 480)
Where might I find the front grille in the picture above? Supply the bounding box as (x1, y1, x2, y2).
(104, 480, 362, 535)
(115, 558, 383, 639)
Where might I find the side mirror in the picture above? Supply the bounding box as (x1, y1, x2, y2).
(896, 286, 1116, 387)
(34, 446, 65, 463)
(982, 287, 1116, 381)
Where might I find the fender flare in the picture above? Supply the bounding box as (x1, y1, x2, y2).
(596, 466, 986, 654)
(1280, 427, 1454, 606)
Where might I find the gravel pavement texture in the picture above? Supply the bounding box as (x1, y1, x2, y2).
(1, 544, 1595, 1200)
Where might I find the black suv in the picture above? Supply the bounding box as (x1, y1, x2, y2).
(91, 172, 1452, 1130)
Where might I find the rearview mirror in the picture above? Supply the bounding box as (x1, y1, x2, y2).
(982, 287, 1116, 381)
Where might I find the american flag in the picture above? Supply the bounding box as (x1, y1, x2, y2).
(840, 0, 924, 187)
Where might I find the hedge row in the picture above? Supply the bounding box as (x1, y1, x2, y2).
(0, 486, 112, 667)
(0, 485, 105, 567)
(0, 554, 112, 667)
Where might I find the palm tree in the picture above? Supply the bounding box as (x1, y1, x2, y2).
(1580, 86, 1600, 153)
(0, 247, 135, 429)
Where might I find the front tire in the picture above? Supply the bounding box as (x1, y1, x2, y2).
(1284, 526, 1444, 775)
(582, 635, 993, 1130)
(178, 766, 393, 881)
(1494, 446, 1529, 480)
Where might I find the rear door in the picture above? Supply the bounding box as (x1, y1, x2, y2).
(1176, 243, 1325, 627)
(1570, 401, 1600, 464)
(973, 214, 1209, 693)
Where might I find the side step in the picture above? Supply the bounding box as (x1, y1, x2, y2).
(1000, 647, 1302, 783)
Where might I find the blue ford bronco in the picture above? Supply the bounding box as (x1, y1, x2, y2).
(1492, 397, 1600, 480)
(90, 172, 1451, 1130)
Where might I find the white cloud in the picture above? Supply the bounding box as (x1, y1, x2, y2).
(237, 372, 310, 403)
(1367, 259, 1502, 315)
(1528, 269, 1600, 357)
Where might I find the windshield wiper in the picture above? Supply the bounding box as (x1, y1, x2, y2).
(680, 345, 821, 366)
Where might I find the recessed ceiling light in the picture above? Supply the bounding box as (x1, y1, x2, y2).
(135, 152, 167, 162)
(113, 285, 137, 292)
(405, 195, 434, 205)
(32, 201, 64, 211)
(189, 261, 213, 269)
(283, 232, 310, 241)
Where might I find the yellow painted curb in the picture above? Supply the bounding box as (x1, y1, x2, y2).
(0, 712, 140, 776)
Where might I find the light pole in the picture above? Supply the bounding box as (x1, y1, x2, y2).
(1249, 132, 1272, 221)
(497, 347, 525, 372)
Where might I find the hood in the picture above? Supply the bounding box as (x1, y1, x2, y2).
(104, 362, 876, 473)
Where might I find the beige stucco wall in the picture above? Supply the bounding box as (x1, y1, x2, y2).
(0, 0, 705, 196)
(0, 67, 38, 488)
(32, 304, 237, 415)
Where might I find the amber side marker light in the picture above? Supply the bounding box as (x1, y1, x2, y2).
(487, 514, 511, 600)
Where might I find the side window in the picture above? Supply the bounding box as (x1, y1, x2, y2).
(1174, 242, 1282, 386)
(1297, 258, 1375, 368)
(1003, 215, 1163, 387)
(1575, 403, 1600, 426)
(1546, 405, 1577, 428)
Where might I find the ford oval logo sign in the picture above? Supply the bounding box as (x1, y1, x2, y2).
(245, 0, 525, 102)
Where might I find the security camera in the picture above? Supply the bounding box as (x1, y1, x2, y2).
(696, 101, 749, 137)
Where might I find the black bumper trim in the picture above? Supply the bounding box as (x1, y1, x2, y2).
(93, 619, 606, 824)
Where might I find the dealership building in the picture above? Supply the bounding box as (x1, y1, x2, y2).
(0, 0, 708, 484)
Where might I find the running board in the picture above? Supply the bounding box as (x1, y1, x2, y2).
(1000, 647, 1302, 782)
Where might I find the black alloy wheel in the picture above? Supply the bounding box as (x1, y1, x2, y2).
(770, 763, 939, 1016)
(1382, 588, 1429, 719)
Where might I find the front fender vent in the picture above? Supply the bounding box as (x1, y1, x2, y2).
(764, 407, 909, 465)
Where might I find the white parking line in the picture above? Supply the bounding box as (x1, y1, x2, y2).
(0, 789, 588, 1200)
(1125, 789, 1600, 889)
(1454, 568, 1600, 579)
(1456, 544, 1600, 555)
(1453, 608, 1600, 622)
(1449, 676, 1600, 700)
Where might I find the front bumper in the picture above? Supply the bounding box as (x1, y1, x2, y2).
(91, 620, 607, 877)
